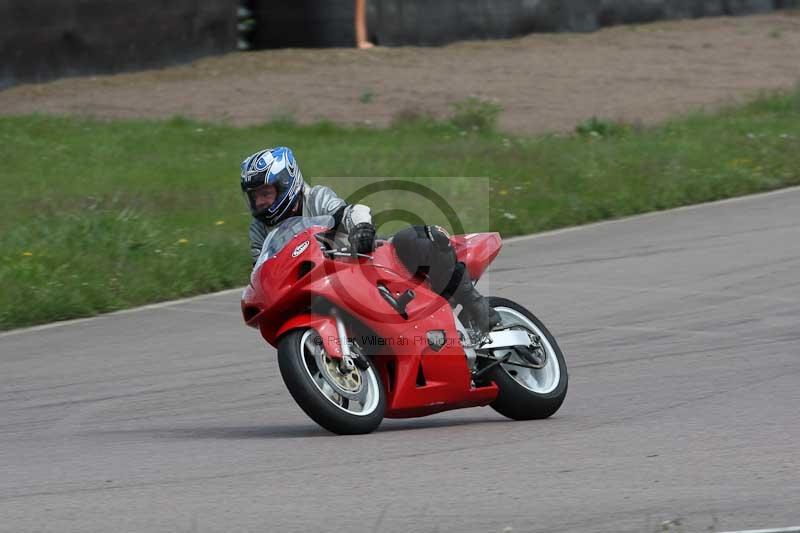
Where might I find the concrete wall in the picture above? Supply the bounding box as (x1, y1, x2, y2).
(368, 0, 796, 46)
(251, 0, 799, 49)
(0, 0, 238, 89)
(3, 0, 798, 89)
(251, 0, 357, 48)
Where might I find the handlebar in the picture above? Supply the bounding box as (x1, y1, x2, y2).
(322, 249, 374, 260)
(317, 233, 384, 261)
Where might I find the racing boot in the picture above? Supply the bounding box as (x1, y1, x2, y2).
(451, 263, 501, 335)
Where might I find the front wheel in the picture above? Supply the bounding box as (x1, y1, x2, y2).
(277, 329, 385, 434)
(480, 297, 568, 420)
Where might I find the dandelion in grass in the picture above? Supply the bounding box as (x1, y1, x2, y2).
(22, 251, 33, 257)
(215, 220, 225, 226)
(177, 238, 189, 245)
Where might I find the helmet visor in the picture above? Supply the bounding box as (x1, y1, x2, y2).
(244, 170, 301, 223)
(245, 183, 278, 214)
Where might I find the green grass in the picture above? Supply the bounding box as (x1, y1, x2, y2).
(2, 90, 800, 330)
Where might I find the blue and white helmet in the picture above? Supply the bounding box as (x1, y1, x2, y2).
(240, 147, 304, 225)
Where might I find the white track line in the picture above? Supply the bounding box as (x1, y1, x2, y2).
(0, 288, 243, 339)
(504, 184, 800, 244)
(722, 526, 800, 533)
(3, 184, 800, 338)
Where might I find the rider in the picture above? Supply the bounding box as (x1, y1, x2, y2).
(240, 146, 500, 334)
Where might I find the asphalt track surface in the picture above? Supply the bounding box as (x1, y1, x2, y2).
(2, 188, 799, 533)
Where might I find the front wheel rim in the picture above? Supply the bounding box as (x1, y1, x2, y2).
(298, 330, 380, 416)
(492, 307, 561, 394)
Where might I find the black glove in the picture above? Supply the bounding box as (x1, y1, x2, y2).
(349, 222, 376, 255)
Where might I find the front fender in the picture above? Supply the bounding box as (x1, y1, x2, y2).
(273, 314, 343, 359)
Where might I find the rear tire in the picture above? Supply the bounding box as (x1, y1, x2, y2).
(278, 329, 385, 435)
(480, 297, 568, 420)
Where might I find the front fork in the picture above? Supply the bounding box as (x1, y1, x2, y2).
(331, 309, 369, 373)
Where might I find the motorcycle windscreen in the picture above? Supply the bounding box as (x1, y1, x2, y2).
(254, 215, 334, 270)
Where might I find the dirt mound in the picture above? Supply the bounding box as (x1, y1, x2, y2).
(1, 13, 798, 134)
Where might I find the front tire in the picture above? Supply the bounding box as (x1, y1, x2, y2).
(480, 297, 568, 420)
(277, 329, 385, 435)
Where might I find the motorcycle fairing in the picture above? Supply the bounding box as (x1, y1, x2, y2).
(242, 226, 503, 418)
(275, 314, 342, 358)
(452, 232, 502, 281)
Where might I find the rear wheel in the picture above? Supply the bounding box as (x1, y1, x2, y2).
(479, 297, 568, 420)
(277, 329, 385, 434)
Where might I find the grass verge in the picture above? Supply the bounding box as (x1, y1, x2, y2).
(2, 90, 799, 329)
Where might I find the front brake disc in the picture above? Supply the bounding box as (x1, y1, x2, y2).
(317, 351, 367, 402)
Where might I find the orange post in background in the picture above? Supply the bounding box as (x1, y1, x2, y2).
(355, 0, 374, 49)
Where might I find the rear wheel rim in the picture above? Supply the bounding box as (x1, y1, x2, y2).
(299, 330, 380, 416)
(492, 307, 561, 394)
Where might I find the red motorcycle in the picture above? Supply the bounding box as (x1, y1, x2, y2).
(242, 216, 568, 434)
